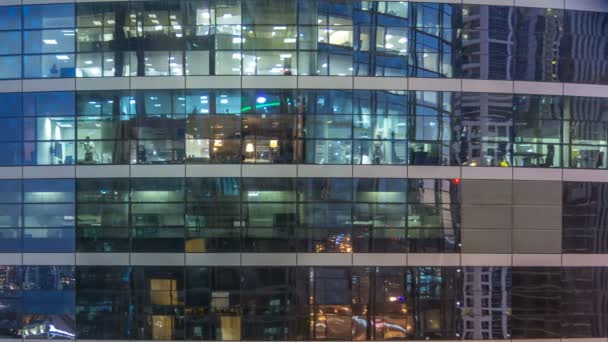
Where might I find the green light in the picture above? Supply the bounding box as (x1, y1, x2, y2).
(242, 101, 281, 112)
(256, 101, 281, 109)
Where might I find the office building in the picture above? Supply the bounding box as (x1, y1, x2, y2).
(0, 0, 606, 340)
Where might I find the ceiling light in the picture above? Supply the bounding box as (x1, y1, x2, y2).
(56, 55, 70, 60)
(43, 39, 58, 45)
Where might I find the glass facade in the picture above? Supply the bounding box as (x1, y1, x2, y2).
(0, 265, 605, 340)
(0, 177, 457, 253)
(563, 181, 608, 253)
(2, 1, 608, 341)
(0, 178, 602, 255)
(0, 90, 604, 168)
(0, 1, 606, 83)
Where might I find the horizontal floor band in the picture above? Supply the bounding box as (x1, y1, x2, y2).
(1, 77, 608, 98)
(0, 253, 601, 266)
(35, 337, 608, 342)
(14, 0, 608, 13)
(0, 165, 603, 182)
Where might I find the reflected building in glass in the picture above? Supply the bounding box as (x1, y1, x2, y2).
(0, 0, 607, 341)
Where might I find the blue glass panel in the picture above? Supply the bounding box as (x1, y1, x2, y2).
(0, 6, 21, 31)
(24, 179, 75, 203)
(23, 92, 75, 116)
(0, 180, 22, 203)
(0, 56, 21, 79)
(23, 292, 75, 314)
(0, 94, 22, 118)
(23, 228, 75, 252)
(0, 142, 22, 166)
(0, 297, 21, 338)
(0, 118, 22, 142)
(23, 141, 76, 166)
(23, 54, 76, 79)
(23, 4, 74, 29)
(23, 204, 74, 228)
(0, 229, 22, 252)
(22, 266, 75, 290)
(0, 32, 21, 55)
(23, 29, 75, 54)
(0, 204, 22, 228)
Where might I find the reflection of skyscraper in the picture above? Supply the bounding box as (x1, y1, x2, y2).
(462, 267, 510, 340)
(22, 266, 71, 291)
(461, 5, 514, 80)
(560, 11, 608, 84)
(410, 3, 458, 78)
(23, 266, 40, 291)
(458, 93, 513, 167)
(563, 182, 608, 253)
(515, 8, 563, 82)
(0, 266, 15, 291)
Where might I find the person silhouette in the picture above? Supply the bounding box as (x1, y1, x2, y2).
(82, 136, 96, 163)
(50, 63, 59, 75)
